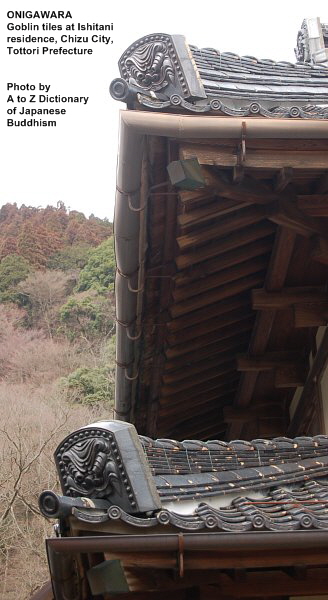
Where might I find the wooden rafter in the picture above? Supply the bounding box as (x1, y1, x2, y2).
(228, 227, 296, 439)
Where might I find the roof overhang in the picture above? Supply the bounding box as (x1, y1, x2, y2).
(114, 110, 328, 427)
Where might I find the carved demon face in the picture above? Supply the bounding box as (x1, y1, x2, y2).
(125, 41, 175, 91)
(61, 437, 119, 498)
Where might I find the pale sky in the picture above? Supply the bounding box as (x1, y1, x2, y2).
(1, 0, 327, 220)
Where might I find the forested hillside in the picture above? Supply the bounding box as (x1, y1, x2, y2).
(0, 203, 116, 599)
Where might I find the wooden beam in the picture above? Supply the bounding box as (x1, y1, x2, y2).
(161, 361, 235, 396)
(176, 222, 275, 269)
(180, 142, 328, 169)
(237, 353, 303, 372)
(264, 227, 296, 291)
(167, 296, 247, 332)
(173, 256, 268, 302)
(252, 287, 327, 310)
(166, 411, 229, 440)
(167, 308, 253, 347)
(159, 395, 237, 428)
(170, 274, 264, 318)
(164, 333, 250, 372)
(294, 302, 328, 327)
(177, 206, 265, 250)
(233, 164, 244, 183)
(297, 194, 328, 216)
(274, 167, 294, 192)
(159, 380, 240, 417)
(228, 227, 296, 439)
(275, 364, 307, 388)
(175, 239, 272, 288)
(177, 197, 246, 228)
(266, 200, 328, 238)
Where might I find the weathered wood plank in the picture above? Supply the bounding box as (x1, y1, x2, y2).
(252, 287, 327, 310)
(180, 143, 328, 169)
(176, 222, 275, 269)
(228, 227, 296, 439)
(164, 334, 249, 372)
(297, 194, 328, 216)
(237, 353, 303, 372)
(170, 275, 264, 318)
(266, 200, 328, 238)
(167, 308, 253, 347)
(178, 197, 245, 228)
(275, 364, 307, 388)
(174, 240, 272, 288)
(166, 319, 254, 358)
(177, 206, 265, 250)
(294, 302, 328, 327)
(161, 360, 235, 396)
(167, 296, 247, 332)
(159, 379, 239, 415)
(274, 167, 294, 192)
(173, 256, 268, 302)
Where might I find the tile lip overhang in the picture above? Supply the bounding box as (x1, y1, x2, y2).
(114, 110, 328, 428)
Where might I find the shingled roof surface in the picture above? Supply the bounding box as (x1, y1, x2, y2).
(70, 434, 328, 533)
(190, 46, 328, 103)
(110, 19, 328, 117)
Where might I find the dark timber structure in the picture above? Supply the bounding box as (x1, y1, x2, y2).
(36, 18, 328, 600)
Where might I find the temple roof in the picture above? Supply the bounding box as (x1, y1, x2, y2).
(110, 18, 328, 118)
(41, 423, 328, 533)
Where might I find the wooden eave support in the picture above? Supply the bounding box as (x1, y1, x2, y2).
(274, 167, 294, 192)
(265, 200, 328, 238)
(173, 256, 268, 302)
(164, 333, 250, 372)
(167, 308, 253, 347)
(178, 165, 327, 249)
(228, 227, 296, 439)
(180, 142, 328, 169)
(170, 274, 264, 318)
(176, 222, 275, 270)
(237, 354, 307, 388)
(176, 206, 266, 250)
(298, 195, 328, 217)
(294, 301, 328, 327)
(174, 240, 272, 288)
(161, 360, 236, 396)
(237, 352, 305, 372)
(252, 287, 327, 310)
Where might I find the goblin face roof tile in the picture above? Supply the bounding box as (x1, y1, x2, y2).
(110, 20, 328, 118)
(66, 436, 328, 532)
(42, 424, 328, 534)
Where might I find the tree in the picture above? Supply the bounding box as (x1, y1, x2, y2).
(61, 366, 114, 405)
(76, 237, 115, 293)
(47, 244, 91, 271)
(59, 290, 115, 343)
(0, 255, 31, 303)
(18, 270, 72, 336)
